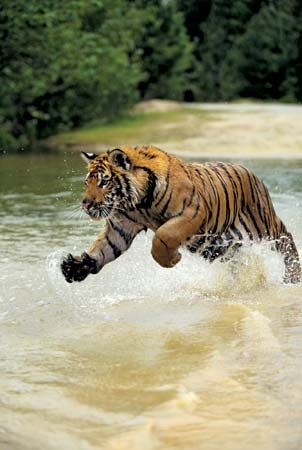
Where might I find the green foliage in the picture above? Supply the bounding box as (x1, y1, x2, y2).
(195, 0, 264, 100)
(178, 0, 302, 102)
(0, 0, 140, 151)
(132, 0, 194, 100)
(176, 0, 212, 42)
(220, 1, 300, 100)
(1, 0, 302, 152)
(0, 128, 28, 153)
(292, 0, 302, 101)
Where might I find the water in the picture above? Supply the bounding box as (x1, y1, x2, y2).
(1, 154, 302, 450)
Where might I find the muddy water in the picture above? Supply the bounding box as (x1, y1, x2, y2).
(0, 154, 302, 450)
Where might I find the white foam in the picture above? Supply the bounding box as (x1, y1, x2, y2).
(45, 232, 290, 311)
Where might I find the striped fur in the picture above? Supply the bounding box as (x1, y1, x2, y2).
(61, 146, 301, 284)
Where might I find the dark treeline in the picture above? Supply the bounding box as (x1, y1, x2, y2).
(1, 0, 301, 151)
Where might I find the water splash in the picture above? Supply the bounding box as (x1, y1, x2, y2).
(45, 232, 288, 311)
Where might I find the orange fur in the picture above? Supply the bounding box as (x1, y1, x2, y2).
(61, 146, 301, 284)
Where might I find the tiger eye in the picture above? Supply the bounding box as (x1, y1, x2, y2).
(98, 174, 111, 188)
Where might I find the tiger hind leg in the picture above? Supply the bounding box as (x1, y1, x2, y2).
(220, 242, 243, 263)
(201, 236, 242, 263)
(275, 232, 301, 284)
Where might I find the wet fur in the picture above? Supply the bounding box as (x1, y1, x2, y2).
(61, 145, 301, 284)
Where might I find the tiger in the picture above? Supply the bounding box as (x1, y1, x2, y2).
(61, 145, 301, 284)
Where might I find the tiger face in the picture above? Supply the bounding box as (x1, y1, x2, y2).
(81, 148, 142, 219)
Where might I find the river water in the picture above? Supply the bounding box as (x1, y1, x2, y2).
(0, 154, 302, 450)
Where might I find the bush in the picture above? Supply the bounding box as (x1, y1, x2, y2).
(220, 3, 300, 100)
(0, 0, 140, 151)
(0, 128, 29, 153)
(133, 0, 194, 100)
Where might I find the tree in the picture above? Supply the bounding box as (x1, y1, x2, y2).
(131, 0, 194, 100)
(220, 0, 300, 100)
(196, 0, 265, 100)
(176, 0, 212, 42)
(0, 0, 140, 151)
(291, 0, 302, 101)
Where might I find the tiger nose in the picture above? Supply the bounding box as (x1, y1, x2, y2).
(81, 198, 94, 210)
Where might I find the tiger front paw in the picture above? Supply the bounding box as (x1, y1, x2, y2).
(61, 252, 99, 283)
(151, 236, 182, 268)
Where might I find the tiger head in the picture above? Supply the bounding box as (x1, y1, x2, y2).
(80, 146, 161, 219)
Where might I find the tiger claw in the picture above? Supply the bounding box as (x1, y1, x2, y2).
(61, 252, 99, 283)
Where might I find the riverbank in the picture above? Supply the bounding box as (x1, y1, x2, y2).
(48, 100, 302, 159)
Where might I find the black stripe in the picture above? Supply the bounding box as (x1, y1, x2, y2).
(238, 213, 253, 240)
(192, 166, 212, 213)
(135, 166, 157, 209)
(187, 235, 207, 253)
(106, 236, 122, 258)
(252, 180, 269, 236)
(100, 249, 105, 266)
(198, 217, 207, 234)
(160, 190, 173, 218)
(108, 220, 133, 245)
(280, 221, 286, 233)
(210, 166, 231, 231)
(121, 174, 132, 197)
(252, 176, 270, 236)
(203, 167, 217, 200)
(218, 163, 239, 219)
(119, 210, 138, 223)
(263, 184, 276, 237)
(114, 175, 124, 196)
(191, 194, 200, 220)
(139, 149, 157, 159)
(248, 173, 263, 215)
(238, 165, 256, 204)
(262, 185, 272, 227)
(187, 184, 196, 207)
(232, 165, 246, 210)
(138, 206, 155, 223)
(159, 237, 168, 248)
(179, 161, 192, 182)
(246, 205, 262, 240)
(206, 207, 213, 226)
(203, 167, 220, 233)
(231, 224, 243, 240)
(155, 165, 170, 207)
(203, 166, 219, 203)
(199, 175, 212, 211)
(169, 199, 186, 218)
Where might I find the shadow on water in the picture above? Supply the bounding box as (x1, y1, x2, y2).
(0, 153, 302, 450)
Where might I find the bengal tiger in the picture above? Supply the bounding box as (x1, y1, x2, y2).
(61, 145, 301, 284)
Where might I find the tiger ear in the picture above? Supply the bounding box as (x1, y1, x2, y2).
(108, 148, 131, 170)
(81, 152, 98, 163)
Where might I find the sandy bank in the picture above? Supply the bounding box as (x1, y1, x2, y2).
(53, 100, 302, 159)
(161, 102, 302, 159)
